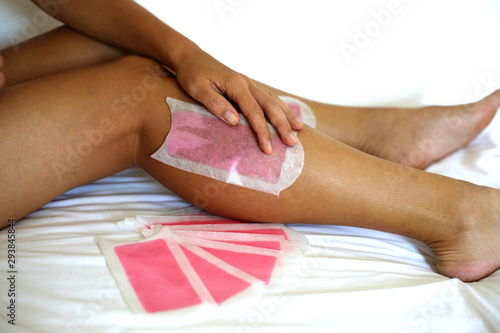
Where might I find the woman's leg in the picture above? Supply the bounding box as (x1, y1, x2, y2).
(2, 26, 498, 171)
(0, 55, 157, 222)
(258, 81, 500, 169)
(1, 26, 127, 86)
(2, 54, 497, 281)
(138, 75, 500, 283)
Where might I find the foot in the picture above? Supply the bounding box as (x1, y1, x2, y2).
(428, 185, 500, 282)
(356, 90, 500, 169)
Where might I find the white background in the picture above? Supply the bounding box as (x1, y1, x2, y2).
(1, 0, 500, 108)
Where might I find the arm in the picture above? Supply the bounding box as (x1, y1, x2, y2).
(31, 0, 303, 153)
(32, 0, 188, 71)
(0, 54, 4, 88)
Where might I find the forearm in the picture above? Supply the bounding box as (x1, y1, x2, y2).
(30, 0, 197, 71)
(28, 0, 303, 154)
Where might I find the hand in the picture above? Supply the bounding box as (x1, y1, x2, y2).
(174, 48, 303, 154)
(0, 54, 5, 89)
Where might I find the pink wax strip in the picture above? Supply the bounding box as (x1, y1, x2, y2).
(140, 217, 242, 230)
(225, 228, 289, 240)
(160, 219, 243, 226)
(172, 229, 305, 260)
(223, 240, 281, 251)
(201, 247, 277, 285)
(181, 246, 252, 304)
(115, 239, 202, 313)
(171, 224, 309, 254)
(288, 103, 302, 120)
(170, 230, 286, 251)
(170, 225, 293, 242)
(167, 110, 287, 183)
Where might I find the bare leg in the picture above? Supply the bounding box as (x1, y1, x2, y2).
(1, 26, 127, 86)
(140, 78, 500, 282)
(0, 56, 148, 221)
(2, 27, 498, 171)
(1, 55, 499, 282)
(258, 82, 500, 169)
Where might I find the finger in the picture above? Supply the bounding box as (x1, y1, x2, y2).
(226, 78, 274, 154)
(250, 85, 298, 147)
(273, 93, 304, 130)
(190, 81, 240, 126)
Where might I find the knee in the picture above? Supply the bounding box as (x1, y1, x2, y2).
(109, 55, 193, 167)
(112, 55, 168, 94)
(115, 54, 161, 71)
(102, 55, 171, 164)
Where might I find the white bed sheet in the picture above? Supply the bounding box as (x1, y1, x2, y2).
(2, 1, 500, 332)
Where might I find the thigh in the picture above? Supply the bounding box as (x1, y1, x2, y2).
(1, 26, 127, 87)
(0, 55, 174, 224)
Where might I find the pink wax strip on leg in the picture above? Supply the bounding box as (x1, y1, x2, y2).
(280, 95, 317, 129)
(114, 239, 203, 313)
(180, 246, 252, 304)
(167, 111, 287, 183)
(151, 98, 305, 196)
(288, 103, 302, 120)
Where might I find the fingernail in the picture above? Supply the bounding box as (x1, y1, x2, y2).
(266, 141, 273, 154)
(288, 132, 297, 145)
(223, 111, 238, 125)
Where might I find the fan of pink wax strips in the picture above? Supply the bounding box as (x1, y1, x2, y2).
(97, 211, 309, 314)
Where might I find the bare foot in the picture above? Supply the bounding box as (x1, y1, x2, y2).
(428, 185, 500, 282)
(356, 90, 500, 169)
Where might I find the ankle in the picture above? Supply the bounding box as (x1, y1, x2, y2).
(429, 183, 500, 281)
